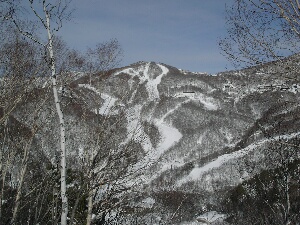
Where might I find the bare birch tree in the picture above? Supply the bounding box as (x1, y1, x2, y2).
(1, 1, 73, 224)
(1, 1, 145, 224)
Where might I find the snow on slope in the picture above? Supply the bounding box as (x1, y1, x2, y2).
(156, 98, 189, 158)
(180, 211, 227, 225)
(121, 101, 180, 166)
(114, 63, 169, 100)
(197, 131, 207, 145)
(174, 92, 218, 111)
(160, 99, 190, 121)
(122, 105, 153, 152)
(135, 120, 183, 184)
(138, 102, 185, 181)
(196, 211, 227, 224)
(177, 131, 300, 186)
(155, 120, 182, 156)
(127, 116, 183, 176)
(197, 93, 218, 110)
(97, 93, 117, 115)
(78, 84, 118, 115)
(145, 63, 169, 100)
(124, 101, 184, 184)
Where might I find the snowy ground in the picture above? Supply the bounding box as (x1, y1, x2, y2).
(122, 104, 153, 152)
(97, 93, 117, 115)
(177, 131, 300, 186)
(78, 84, 118, 115)
(173, 92, 218, 111)
(155, 119, 183, 157)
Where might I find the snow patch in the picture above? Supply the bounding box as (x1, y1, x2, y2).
(180, 211, 226, 224)
(125, 104, 183, 184)
(97, 93, 117, 115)
(197, 132, 207, 145)
(177, 131, 300, 186)
(121, 105, 153, 152)
(141, 111, 183, 181)
(78, 84, 118, 115)
(160, 99, 190, 121)
(197, 93, 218, 110)
(135, 119, 182, 173)
(138, 120, 182, 183)
(42, 80, 49, 88)
(155, 120, 182, 155)
(78, 146, 84, 159)
(173, 92, 218, 111)
(137, 197, 155, 208)
(196, 211, 227, 224)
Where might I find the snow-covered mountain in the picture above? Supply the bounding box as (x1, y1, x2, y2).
(6, 59, 300, 224)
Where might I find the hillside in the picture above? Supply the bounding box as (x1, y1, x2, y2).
(2, 59, 300, 224)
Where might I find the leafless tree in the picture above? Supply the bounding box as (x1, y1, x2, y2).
(224, 109, 300, 224)
(1, 1, 73, 224)
(220, 4, 300, 222)
(220, 0, 300, 68)
(86, 39, 123, 85)
(0, 1, 147, 224)
(63, 74, 148, 224)
(0, 32, 59, 224)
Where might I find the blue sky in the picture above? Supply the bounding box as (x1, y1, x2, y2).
(58, 0, 235, 74)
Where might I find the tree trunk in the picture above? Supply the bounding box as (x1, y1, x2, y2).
(44, 7, 68, 225)
(285, 174, 290, 225)
(86, 188, 94, 225)
(11, 137, 34, 224)
(0, 119, 8, 225)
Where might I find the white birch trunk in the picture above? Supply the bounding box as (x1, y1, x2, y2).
(44, 7, 68, 225)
